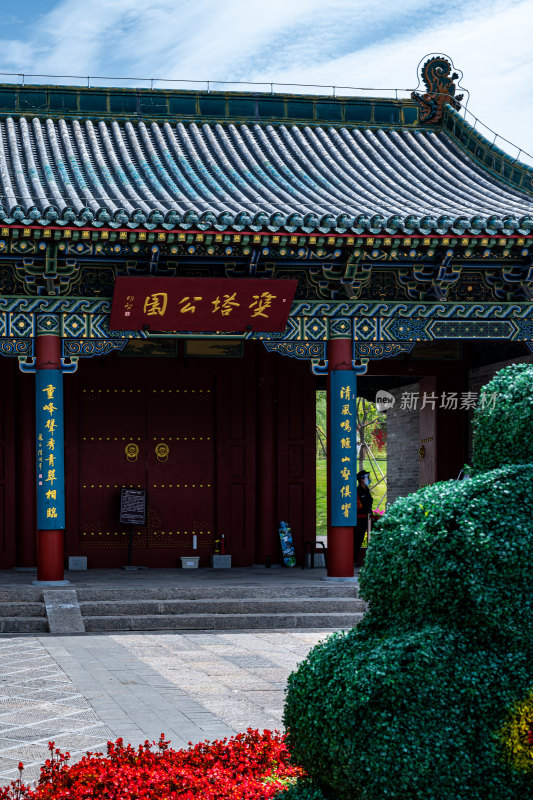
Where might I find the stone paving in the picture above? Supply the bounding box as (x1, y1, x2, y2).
(0, 637, 115, 785)
(0, 629, 335, 787)
(112, 630, 326, 732)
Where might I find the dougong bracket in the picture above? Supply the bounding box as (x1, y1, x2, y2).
(18, 356, 79, 374)
(312, 356, 369, 376)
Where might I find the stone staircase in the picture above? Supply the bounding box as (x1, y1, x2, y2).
(0, 588, 48, 633)
(77, 585, 366, 631)
(0, 585, 366, 632)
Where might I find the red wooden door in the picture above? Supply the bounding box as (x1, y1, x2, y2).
(215, 363, 256, 567)
(146, 380, 215, 555)
(277, 356, 316, 560)
(78, 382, 147, 561)
(76, 366, 216, 566)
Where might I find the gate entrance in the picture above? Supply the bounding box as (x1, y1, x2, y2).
(77, 373, 215, 566)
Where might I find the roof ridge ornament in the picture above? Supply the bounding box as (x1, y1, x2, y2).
(412, 54, 465, 124)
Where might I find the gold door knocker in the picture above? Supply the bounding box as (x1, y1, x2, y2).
(125, 442, 139, 462)
(418, 445, 426, 462)
(155, 442, 169, 463)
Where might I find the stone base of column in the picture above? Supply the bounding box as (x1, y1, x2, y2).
(32, 579, 70, 586)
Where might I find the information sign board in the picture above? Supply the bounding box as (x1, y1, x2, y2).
(120, 488, 146, 526)
(36, 370, 65, 529)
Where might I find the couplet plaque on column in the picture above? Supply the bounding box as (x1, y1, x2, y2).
(330, 371, 357, 527)
(36, 370, 65, 530)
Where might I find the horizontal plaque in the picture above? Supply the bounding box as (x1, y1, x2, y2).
(109, 277, 298, 332)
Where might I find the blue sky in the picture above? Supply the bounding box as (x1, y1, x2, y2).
(0, 0, 531, 162)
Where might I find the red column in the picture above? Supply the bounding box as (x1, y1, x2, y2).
(326, 338, 355, 579)
(36, 334, 65, 582)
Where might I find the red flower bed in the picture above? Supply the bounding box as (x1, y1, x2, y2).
(0, 729, 304, 800)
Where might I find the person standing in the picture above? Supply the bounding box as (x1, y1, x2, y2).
(355, 469, 373, 564)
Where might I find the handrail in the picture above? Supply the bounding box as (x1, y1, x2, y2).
(459, 105, 533, 167)
(0, 70, 415, 96)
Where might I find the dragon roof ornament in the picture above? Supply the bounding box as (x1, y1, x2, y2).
(411, 54, 465, 124)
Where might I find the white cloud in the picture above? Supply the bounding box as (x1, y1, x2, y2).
(240, 0, 533, 156)
(0, 0, 531, 160)
(0, 39, 34, 70)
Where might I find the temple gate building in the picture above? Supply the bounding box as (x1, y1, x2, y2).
(0, 56, 531, 582)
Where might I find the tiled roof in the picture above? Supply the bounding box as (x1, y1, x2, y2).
(1, 115, 532, 235)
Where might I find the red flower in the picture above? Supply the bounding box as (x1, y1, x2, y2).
(0, 730, 304, 800)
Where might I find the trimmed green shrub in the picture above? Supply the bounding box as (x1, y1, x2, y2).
(359, 464, 533, 637)
(284, 626, 533, 800)
(283, 364, 533, 799)
(472, 362, 533, 471)
(282, 780, 327, 800)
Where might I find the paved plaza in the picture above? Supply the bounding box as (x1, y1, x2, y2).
(0, 628, 336, 786)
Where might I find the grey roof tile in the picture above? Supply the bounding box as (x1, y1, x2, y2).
(0, 116, 531, 234)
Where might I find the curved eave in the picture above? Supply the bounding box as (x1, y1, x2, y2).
(3, 211, 533, 238)
(3, 213, 532, 238)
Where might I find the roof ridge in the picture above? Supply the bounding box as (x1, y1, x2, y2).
(0, 84, 421, 130)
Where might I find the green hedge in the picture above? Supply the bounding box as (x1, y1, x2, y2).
(283, 365, 533, 799)
(282, 780, 327, 800)
(472, 363, 533, 471)
(285, 626, 533, 800)
(284, 625, 533, 800)
(359, 464, 533, 638)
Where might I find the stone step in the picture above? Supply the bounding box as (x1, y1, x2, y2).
(84, 612, 366, 631)
(0, 589, 43, 602)
(76, 585, 359, 602)
(0, 582, 365, 633)
(0, 617, 49, 633)
(79, 598, 366, 616)
(0, 602, 45, 617)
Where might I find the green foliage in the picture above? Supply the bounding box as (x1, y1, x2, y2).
(472, 363, 533, 471)
(315, 458, 328, 537)
(360, 464, 533, 638)
(316, 390, 327, 450)
(285, 365, 533, 800)
(281, 779, 327, 799)
(284, 626, 533, 800)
